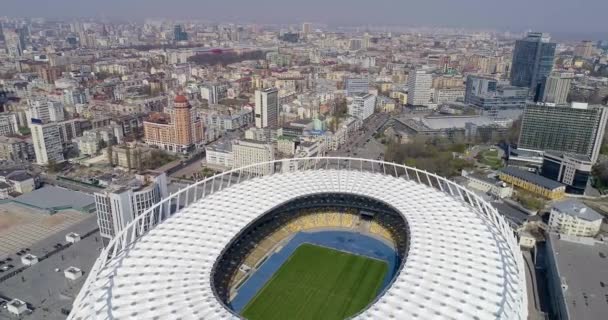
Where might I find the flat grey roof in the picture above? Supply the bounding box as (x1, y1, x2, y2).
(13, 186, 95, 212)
(547, 233, 608, 320)
(500, 166, 565, 190)
(552, 199, 603, 221)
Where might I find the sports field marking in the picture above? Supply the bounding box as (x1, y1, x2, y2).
(241, 243, 388, 320)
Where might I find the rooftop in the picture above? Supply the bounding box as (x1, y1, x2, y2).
(552, 199, 603, 221)
(547, 233, 608, 320)
(500, 166, 565, 190)
(13, 186, 95, 212)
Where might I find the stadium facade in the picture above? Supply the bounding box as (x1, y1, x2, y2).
(69, 157, 528, 320)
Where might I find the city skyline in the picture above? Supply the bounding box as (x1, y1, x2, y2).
(2, 0, 608, 39)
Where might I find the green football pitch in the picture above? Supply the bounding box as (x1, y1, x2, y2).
(241, 243, 389, 320)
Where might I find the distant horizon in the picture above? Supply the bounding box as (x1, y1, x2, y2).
(1, 17, 606, 42)
(2, 0, 607, 41)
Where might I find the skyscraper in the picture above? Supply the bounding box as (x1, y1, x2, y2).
(518, 103, 608, 163)
(407, 70, 432, 106)
(255, 88, 280, 128)
(539, 72, 573, 105)
(173, 25, 188, 42)
(302, 22, 311, 35)
(510, 32, 556, 94)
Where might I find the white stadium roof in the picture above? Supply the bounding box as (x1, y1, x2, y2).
(70, 158, 527, 320)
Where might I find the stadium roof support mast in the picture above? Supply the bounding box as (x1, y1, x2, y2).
(70, 157, 528, 320)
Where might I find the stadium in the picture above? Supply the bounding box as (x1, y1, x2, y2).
(69, 157, 527, 320)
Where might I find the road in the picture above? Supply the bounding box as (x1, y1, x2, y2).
(328, 112, 390, 160)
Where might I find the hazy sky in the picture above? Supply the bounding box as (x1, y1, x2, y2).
(3, 0, 607, 36)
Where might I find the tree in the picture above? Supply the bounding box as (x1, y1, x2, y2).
(47, 159, 61, 173)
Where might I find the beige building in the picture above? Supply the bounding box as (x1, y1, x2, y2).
(548, 200, 603, 237)
(232, 139, 275, 175)
(143, 95, 204, 153)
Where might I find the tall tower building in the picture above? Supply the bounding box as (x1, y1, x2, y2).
(173, 95, 193, 146)
(143, 94, 203, 153)
(3, 29, 23, 57)
(539, 72, 573, 105)
(407, 70, 433, 106)
(31, 120, 64, 165)
(255, 88, 280, 128)
(510, 32, 556, 94)
(173, 25, 188, 42)
(574, 40, 594, 59)
(302, 22, 312, 35)
(519, 103, 608, 163)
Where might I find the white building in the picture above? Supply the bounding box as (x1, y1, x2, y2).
(255, 88, 280, 129)
(232, 139, 275, 175)
(94, 171, 168, 241)
(348, 93, 376, 120)
(20, 254, 39, 266)
(7, 299, 28, 316)
(27, 100, 65, 124)
(65, 266, 84, 280)
(462, 171, 513, 198)
(433, 88, 465, 104)
(548, 200, 603, 237)
(31, 121, 64, 165)
(407, 69, 433, 107)
(0, 113, 19, 136)
(205, 139, 234, 169)
(200, 83, 227, 105)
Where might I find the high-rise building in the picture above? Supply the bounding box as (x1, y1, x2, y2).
(255, 88, 280, 129)
(539, 72, 573, 105)
(200, 83, 227, 105)
(407, 70, 433, 106)
(510, 32, 556, 94)
(348, 93, 376, 120)
(95, 171, 168, 241)
(173, 25, 188, 42)
(143, 95, 204, 153)
(302, 22, 311, 35)
(3, 29, 23, 57)
(518, 103, 608, 163)
(345, 77, 370, 96)
(0, 113, 19, 136)
(31, 120, 64, 165)
(232, 139, 275, 175)
(27, 100, 65, 123)
(574, 40, 594, 59)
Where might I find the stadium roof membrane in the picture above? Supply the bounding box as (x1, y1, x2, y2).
(69, 158, 526, 320)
